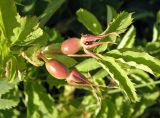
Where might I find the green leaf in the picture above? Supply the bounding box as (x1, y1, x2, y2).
(0, 99, 19, 110)
(106, 11, 133, 33)
(96, 12, 133, 53)
(76, 8, 103, 35)
(106, 48, 160, 76)
(106, 100, 119, 118)
(152, 10, 160, 42)
(145, 42, 160, 55)
(0, 86, 20, 110)
(129, 69, 155, 89)
(121, 101, 133, 118)
(93, 69, 108, 79)
(114, 96, 123, 112)
(0, 0, 16, 77)
(0, 80, 16, 96)
(44, 28, 64, 42)
(75, 58, 101, 72)
(0, 0, 18, 39)
(24, 82, 57, 118)
(39, 0, 65, 26)
(5, 56, 18, 81)
(117, 25, 136, 49)
(92, 69, 108, 85)
(41, 43, 62, 55)
(152, 24, 159, 42)
(97, 55, 138, 102)
(11, 15, 43, 46)
(0, 27, 10, 74)
(81, 95, 99, 117)
(106, 5, 117, 25)
(21, 0, 36, 15)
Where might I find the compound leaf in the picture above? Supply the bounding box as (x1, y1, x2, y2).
(106, 48, 160, 76)
(97, 54, 138, 102)
(96, 12, 133, 53)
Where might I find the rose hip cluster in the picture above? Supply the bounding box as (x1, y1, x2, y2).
(41, 32, 118, 87)
(45, 59, 96, 87)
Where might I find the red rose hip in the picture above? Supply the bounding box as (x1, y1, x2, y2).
(45, 60, 69, 79)
(61, 38, 81, 54)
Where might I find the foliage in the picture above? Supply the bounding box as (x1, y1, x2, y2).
(0, 0, 160, 118)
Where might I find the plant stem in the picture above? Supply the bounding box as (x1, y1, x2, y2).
(38, 52, 48, 62)
(107, 80, 160, 94)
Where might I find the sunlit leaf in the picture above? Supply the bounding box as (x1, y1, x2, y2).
(0, 99, 19, 110)
(106, 48, 160, 76)
(0, 15, 11, 67)
(152, 24, 159, 42)
(76, 58, 100, 72)
(11, 15, 43, 46)
(118, 25, 136, 49)
(0, 80, 15, 96)
(129, 69, 155, 89)
(96, 12, 133, 53)
(152, 10, 160, 42)
(97, 54, 138, 102)
(0, 0, 18, 39)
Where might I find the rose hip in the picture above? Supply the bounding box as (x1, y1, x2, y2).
(61, 38, 81, 54)
(45, 59, 69, 79)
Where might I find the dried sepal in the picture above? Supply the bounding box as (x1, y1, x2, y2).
(66, 69, 102, 108)
(66, 69, 97, 87)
